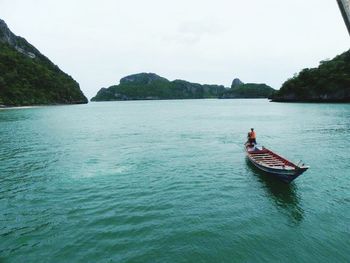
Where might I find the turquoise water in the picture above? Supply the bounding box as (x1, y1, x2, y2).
(0, 99, 349, 262)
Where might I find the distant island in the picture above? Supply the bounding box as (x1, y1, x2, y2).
(0, 19, 87, 106)
(91, 73, 275, 101)
(271, 49, 350, 102)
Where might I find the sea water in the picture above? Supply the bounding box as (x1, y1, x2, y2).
(0, 99, 349, 262)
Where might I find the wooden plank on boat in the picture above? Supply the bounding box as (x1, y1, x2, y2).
(262, 161, 285, 165)
(250, 153, 270, 156)
(253, 158, 274, 161)
(254, 157, 278, 160)
(263, 161, 284, 164)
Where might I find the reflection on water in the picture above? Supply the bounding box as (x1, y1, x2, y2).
(246, 159, 304, 224)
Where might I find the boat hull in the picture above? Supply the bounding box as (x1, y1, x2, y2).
(245, 144, 308, 183)
(247, 157, 307, 183)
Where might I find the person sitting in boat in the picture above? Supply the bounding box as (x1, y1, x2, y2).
(248, 128, 257, 145)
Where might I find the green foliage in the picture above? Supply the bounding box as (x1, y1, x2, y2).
(0, 42, 88, 106)
(272, 49, 350, 102)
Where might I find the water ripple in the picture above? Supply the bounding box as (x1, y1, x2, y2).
(1, 101, 350, 262)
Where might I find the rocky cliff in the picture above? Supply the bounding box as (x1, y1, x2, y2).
(0, 19, 87, 106)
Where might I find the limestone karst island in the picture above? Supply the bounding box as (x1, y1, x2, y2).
(271, 50, 350, 102)
(91, 73, 275, 101)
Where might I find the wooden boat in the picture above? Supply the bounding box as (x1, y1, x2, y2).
(245, 143, 309, 183)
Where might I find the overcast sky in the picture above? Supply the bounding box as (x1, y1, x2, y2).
(0, 0, 349, 98)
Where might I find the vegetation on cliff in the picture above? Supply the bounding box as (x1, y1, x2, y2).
(91, 73, 275, 101)
(0, 19, 87, 106)
(271, 50, 350, 102)
(91, 73, 226, 101)
(221, 83, 275, 99)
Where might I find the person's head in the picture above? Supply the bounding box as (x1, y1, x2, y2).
(251, 128, 254, 131)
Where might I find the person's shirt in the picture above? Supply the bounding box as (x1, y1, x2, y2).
(251, 131, 256, 139)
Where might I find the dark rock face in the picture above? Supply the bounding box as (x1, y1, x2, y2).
(231, 78, 244, 88)
(91, 73, 274, 101)
(271, 49, 350, 102)
(0, 19, 88, 106)
(0, 19, 15, 45)
(0, 19, 38, 59)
